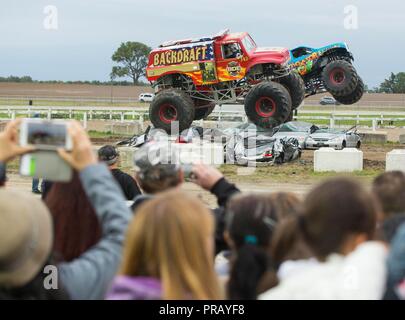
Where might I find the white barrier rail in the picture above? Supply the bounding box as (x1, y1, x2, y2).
(0, 106, 404, 131)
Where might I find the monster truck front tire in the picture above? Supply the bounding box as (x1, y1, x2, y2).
(322, 60, 359, 96)
(193, 99, 216, 120)
(333, 77, 365, 105)
(149, 89, 195, 133)
(244, 81, 292, 129)
(277, 71, 305, 110)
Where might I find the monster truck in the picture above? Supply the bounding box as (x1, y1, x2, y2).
(146, 29, 305, 133)
(289, 43, 364, 105)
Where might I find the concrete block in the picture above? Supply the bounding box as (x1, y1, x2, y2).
(171, 142, 224, 166)
(399, 134, 405, 144)
(359, 132, 387, 144)
(117, 146, 137, 169)
(314, 147, 363, 172)
(117, 142, 225, 169)
(106, 123, 143, 135)
(386, 149, 405, 172)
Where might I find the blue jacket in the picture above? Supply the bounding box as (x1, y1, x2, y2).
(386, 222, 405, 300)
(58, 164, 132, 300)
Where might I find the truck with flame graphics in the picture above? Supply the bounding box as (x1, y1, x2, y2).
(146, 29, 305, 133)
(289, 43, 364, 104)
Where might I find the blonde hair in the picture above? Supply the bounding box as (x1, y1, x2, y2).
(120, 190, 222, 300)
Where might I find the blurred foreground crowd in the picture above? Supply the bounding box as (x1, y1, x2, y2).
(0, 120, 404, 300)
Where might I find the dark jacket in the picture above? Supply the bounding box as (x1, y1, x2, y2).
(111, 169, 142, 200)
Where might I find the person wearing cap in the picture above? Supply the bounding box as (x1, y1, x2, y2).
(98, 145, 141, 200)
(0, 120, 132, 299)
(132, 141, 240, 254)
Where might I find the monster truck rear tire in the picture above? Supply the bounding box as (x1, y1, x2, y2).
(322, 60, 359, 96)
(333, 77, 364, 105)
(244, 81, 292, 129)
(277, 71, 305, 110)
(149, 89, 195, 133)
(193, 99, 216, 120)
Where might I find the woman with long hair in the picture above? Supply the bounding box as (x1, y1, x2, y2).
(260, 178, 386, 300)
(224, 194, 283, 300)
(107, 190, 222, 300)
(44, 172, 102, 262)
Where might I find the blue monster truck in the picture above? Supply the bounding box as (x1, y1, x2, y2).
(289, 42, 364, 105)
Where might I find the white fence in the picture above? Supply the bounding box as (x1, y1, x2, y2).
(1, 105, 405, 131)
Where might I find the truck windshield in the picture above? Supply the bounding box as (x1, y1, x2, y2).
(242, 35, 257, 53)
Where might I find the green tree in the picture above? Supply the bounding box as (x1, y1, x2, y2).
(111, 42, 151, 85)
(379, 72, 405, 93)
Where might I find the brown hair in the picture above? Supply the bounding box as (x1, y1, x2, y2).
(136, 167, 181, 194)
(268, 192, 302, 220)
(44, 172, 102, 262)
(226, 194, 279, 300)
(372, 171, 405, 217)
(272, 178, 378, 263)
(120, 190, 221, 300)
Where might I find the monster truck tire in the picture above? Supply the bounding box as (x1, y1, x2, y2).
(322, 60, 359, 96)
(149, 89, 195, 133)
(277, 71, 305, 110)
(333, 77, 364, 105)
(244, 81, 292, 129)
(193, 99, 216, 120)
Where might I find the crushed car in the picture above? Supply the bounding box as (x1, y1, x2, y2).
(226, 131, 301, 166)
(271, 121, 319, 149)
(305, 126, 361, 150)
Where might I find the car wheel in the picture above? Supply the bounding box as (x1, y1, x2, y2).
(341, 141, 347, 149)
(356, 141, 361, 149)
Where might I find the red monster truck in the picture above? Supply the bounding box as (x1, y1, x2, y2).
(146, 29, 305, 133)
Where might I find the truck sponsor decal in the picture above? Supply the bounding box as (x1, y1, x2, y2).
(152, 43, 214, 66)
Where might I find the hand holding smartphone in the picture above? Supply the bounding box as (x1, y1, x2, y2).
(19, 119, 73, 151)
(19, 119, 73, 182)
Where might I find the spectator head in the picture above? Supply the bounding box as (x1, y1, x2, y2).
(133, 142, 184, 194)
(44, 171, 102, 262)
(119, 190, 221, 299)
(302, 178, 378, 260)
(268, 192, 302, 220)
(225, 194, 279, 299)
(372, 171, 405, 217)
(0, 190, 67, 299)
(98, 145, 119, 167)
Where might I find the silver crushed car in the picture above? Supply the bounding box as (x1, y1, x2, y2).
(226, 134, 301, 166)
(305, 126, 361, 150)
(272, 121, 319, 149)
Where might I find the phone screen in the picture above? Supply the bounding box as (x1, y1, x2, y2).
(27, 122, 67, 148)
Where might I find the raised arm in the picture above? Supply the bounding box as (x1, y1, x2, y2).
(57, 121, 131, 300)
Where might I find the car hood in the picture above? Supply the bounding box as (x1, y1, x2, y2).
(309, 133, 343, 140)
(251, 47, 290, 64)
(273, 132, 308, 138)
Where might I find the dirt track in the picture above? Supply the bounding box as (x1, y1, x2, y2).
(0, 82, 404, 108)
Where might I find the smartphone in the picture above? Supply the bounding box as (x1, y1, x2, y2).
(19, 119, 72, 151)
(20, 151, 72, 182)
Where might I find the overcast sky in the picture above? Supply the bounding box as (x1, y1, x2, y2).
(0, 0, 404, 88)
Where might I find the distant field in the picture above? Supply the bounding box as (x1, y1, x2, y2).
(0, 82, 405, 110)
